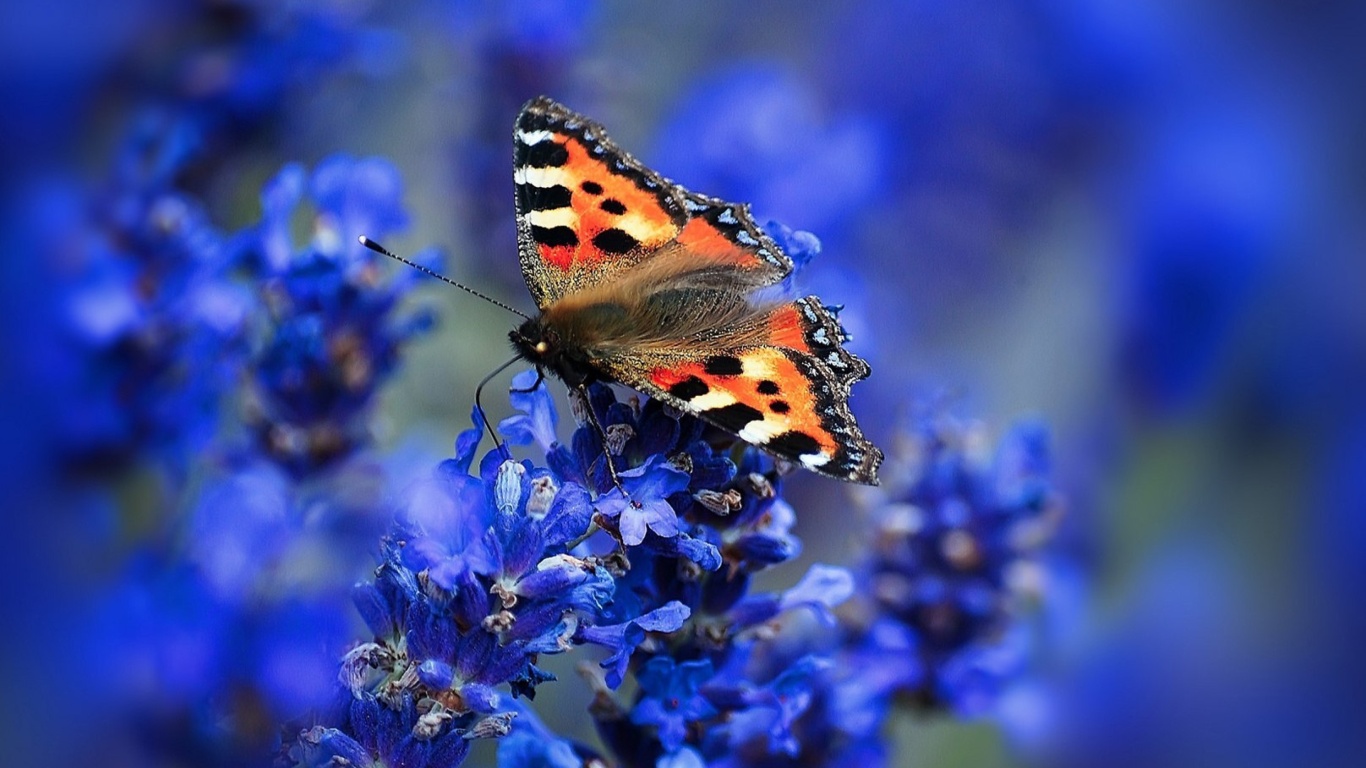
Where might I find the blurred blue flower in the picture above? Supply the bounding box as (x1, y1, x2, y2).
(0, 145, 440, 767)
(153, 1, 401, 167)
(849, 412, 1063, 715)
(1116, 107, 1295, 414)
(18, 122, 249, 479)
(446, 0, 600, 289)
(655, 64, 887, 242)
(233, 154, 437, 475)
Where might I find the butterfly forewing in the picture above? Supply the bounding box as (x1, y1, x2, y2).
(514, 98, 791, 308)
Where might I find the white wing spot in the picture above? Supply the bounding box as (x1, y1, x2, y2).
(800, 453, 832, 469)
(739, 419, 786, 444)
(688, 390, 738, 411)
(525, 208, 579, 229)
(515, 166, 574, 188)
(518, 130, 553, 145)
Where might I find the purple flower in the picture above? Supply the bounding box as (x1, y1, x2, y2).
(576, 601, 692, 689)
(596, 457, 692, 547)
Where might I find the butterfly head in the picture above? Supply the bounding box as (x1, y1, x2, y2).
(511, 317, 596, 387)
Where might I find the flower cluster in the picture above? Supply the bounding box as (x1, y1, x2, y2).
(30, 155, 440, 767)
(231, 154, 437, 475)
(22, 117, 249, 478)
(294, 365, 862, 767)
(844, 412, 1062, 717)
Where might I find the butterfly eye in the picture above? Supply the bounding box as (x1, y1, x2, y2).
(535, 341, 549, 354)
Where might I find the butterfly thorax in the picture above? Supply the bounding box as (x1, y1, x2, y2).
(510, 316, 600, 387)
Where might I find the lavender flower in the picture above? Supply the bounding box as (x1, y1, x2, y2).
(8, 152, 439, 768)
(21, 120, 248, 478)
(846, 412, 1062, 716)
(232, 154, 437, 475)
(297, 361, 879, 767)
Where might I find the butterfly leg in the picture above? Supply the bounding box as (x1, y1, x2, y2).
(576, 383, 628, 496)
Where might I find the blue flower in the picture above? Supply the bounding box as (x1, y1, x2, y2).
(343, 691, 474, 768)
(233, 155, 437, 475)
(17, 127, 248, 478)
(726, 564, 855, 632)
(728, 655, 832, 758)
(496, 730, 583, 768)
(576, 601, 692, 689)
(849, 413, 1063, 715)
(596, 457, 692, 546)
(292, 726, 378, 767)
(500, 369, 562, 454)
(631, 657, 720, 753)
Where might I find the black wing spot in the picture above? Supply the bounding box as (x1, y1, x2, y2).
(521, 141, 569, 168)
(769, 400, 790, 414)
(600, 198, 627, 215)
(520, 183, 572, 211)
(592, 228, 639, 254)
(531, 225, 578, 248)
(668, 376, 710, 400)
(757, 380, 780, 395)
(708, 403, 764, 431)
(703, 356, 744, 376)
(581, 181, 603, 195)
(768, 430, 822, 458)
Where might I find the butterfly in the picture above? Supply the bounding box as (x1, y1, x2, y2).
(507, 96, 882, 485)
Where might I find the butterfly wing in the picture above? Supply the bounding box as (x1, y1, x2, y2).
(514, 97, 792, 310)
(597, 297, 883, 484)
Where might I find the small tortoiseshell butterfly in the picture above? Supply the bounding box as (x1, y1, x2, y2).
(506, 97, 882, 485)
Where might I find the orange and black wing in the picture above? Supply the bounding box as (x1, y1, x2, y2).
(600, 297, 882, 485)
(514, 97, 792, 309)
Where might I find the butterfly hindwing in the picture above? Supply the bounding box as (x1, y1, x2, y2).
(598, 299, 882, 484)
(514, 98, 792, 309)
(761, 297, 870, 388)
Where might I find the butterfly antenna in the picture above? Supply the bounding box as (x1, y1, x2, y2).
(359, 236, 531, 320)
(475, 354, 524, 459)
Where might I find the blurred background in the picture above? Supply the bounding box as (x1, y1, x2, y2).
(1, 0, 1363, 766)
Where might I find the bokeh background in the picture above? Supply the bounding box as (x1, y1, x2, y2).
(2, 1, 1364, 766)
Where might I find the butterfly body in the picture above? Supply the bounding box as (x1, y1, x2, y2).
(511, 97, 883, 485)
